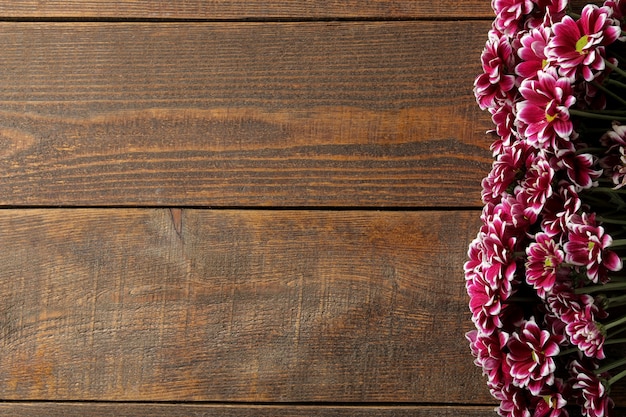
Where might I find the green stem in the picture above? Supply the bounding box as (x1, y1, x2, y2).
(587, 187, 626, 194)
(605, 78, 626, 91)
(608, 275, 626, 281)
(605, 58, 626, 80)
(607, 294, 626, 308)
(608, 325, 626, 339)
(597, 216, 626, 225)
(592, 81, 626, 107)
(611, 238, 626, 247)
(569, 108, 626, 122)
(604, 337, 626, 345)
(558, 346, 580, 356)
(604, 314, 626, 331)
(595, 357, 626, 374)
(608, 368, 626, 386)
(576, 147, 610, 155)
(574, 282, 626, 294)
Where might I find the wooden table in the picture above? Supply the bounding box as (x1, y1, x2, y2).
(0, 1, 622, 416)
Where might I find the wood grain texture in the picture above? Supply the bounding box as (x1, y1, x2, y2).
(0, 403, 500, 416)
(0, 1, 493, 19)
(0, 21, 492, 207)
(0, 209, 490, 403)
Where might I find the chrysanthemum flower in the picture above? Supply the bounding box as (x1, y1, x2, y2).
(532, 378, 569, 417)
(524, 1, 567, 29)
(467, 329, 512, 391)
(604, 0, 626, 41)
(465, 219, 519, 335)
(490, 97, 520, 156)
(492, 0, 535, 35)
(600, 121, 626, 148)
(516, 25, 553, 80)
(515, 152, 555, 214)
(553, 149, 602, 191)
(499, 193, 539, 234)
(601, 145, 626, 188)
(541, 180, 581, 238)
(570, 360, 615, 417)
(604, 0, 626, 20)
(480, 213, 519, 290)
(494, 383, 534, 417)
(563, 213, 623, 283)
(565, 316, 606, 359)
(467, 270, 506, 335)
(533, 0, 568, 16)
(475, 30, 517, 111)
(516, 67, 576, 148)
(482, 142, 529, 204)
(546, 4, 621, 81)
(546, 283, 603, 325)
(506, 317, 561, 395)
(525, 233, 564, 298)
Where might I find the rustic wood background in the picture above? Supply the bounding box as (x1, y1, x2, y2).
(0, 1, 622, 416)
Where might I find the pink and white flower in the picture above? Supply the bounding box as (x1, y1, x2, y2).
(570, 360, 615, 417)
(506, 317, 561, 395)
(553, 149, 602, 191)
(476, 30, 518, 111)
(532, 378, 570, 417)
(492, 0, 535, 35)
(516, 25, 553, 79)
(515, 152, 555, 214)
(546, 4, 622, 81)
(516, 67, 576, 148)
(565, 317, 606, 359)
(467, 329, 512, 390)
(563, 213, 623, 283)
(540, 181, 581, 238)
(525, 233, 564, 297)
(482, 142, 530, 204)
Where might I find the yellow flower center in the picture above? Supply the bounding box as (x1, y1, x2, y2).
(544, 257, 553, 268)
(576, 35, 589, 53)
(588, 241, 595, 251)
(545, 112, 557, 123)
(532, 351, 540, 363)
(543, 395, 557, 409)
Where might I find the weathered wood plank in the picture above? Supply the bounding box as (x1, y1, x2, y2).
(0, 1, 493, 19)
(0, 209, 489, 403)
(0, 0, 596, 19)
(0, 403, 500, 416)
(0, 403, 502, 417)
(0, 21, 492, 207)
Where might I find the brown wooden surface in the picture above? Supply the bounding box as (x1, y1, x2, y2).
(6, 2, 622, 416)
(0, 21, 492, 207)
(0, 403, 499, 417)
(0, 209, 488, 403)
(0, 1, 493, 19)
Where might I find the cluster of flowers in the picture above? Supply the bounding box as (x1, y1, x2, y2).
(466, 0, 626, 416)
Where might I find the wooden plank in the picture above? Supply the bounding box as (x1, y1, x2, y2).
(0, 21, 492, 207)
(0, 403, 622, 416)
(0, 403, 500, 417)
(0, 208, 490, 403)
(0, 1, 494, 19)
(0, 0, 594, 20)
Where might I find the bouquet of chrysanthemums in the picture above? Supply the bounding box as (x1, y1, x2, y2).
(466, 0, 626, 416)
